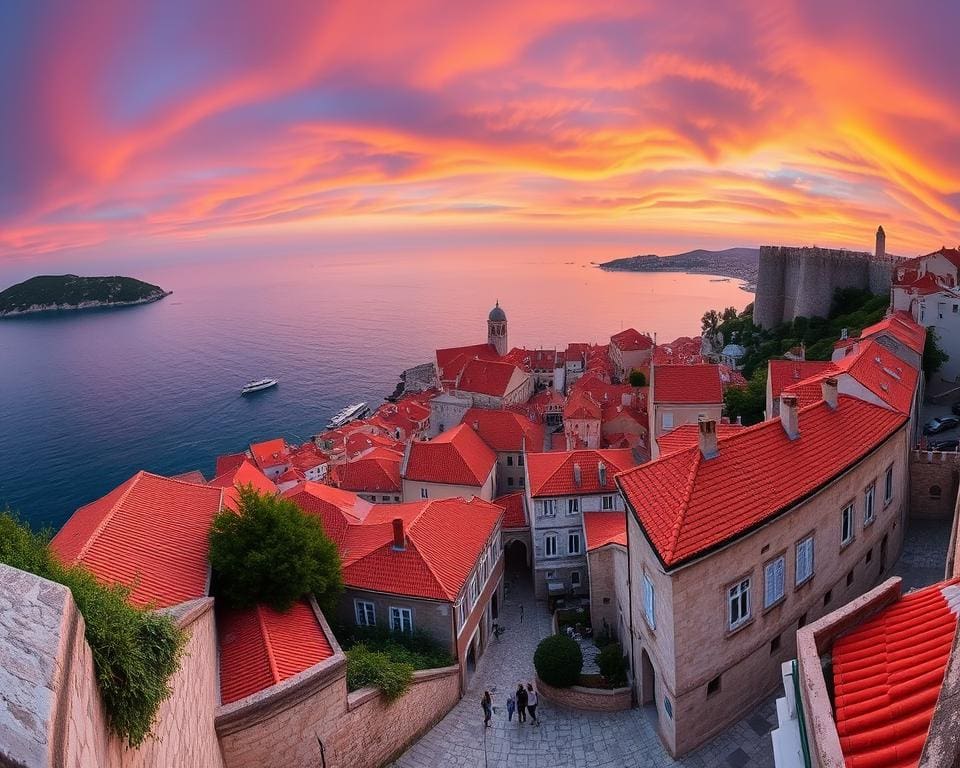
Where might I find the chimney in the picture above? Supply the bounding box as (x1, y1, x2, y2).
(598, 461, 607, 486)
(822, 377, 838, 409)
(573, 462, 582, 487)
(780, 394, 800, 439)
(698, 417, 718, 459)
(392, 518, 405, 550)
(472, 420, 479, 431)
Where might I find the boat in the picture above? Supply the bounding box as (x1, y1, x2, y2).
(326, 401, 370, 429)
(241, 378, 278, 395)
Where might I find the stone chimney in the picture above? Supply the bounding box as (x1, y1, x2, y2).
(822, 377, 838, 409)
(598, 461, 607, 486)
(573, 462, 582, 487)
(392, 518, 405, 551)
(698, 417, 718, 459)
(780, 394, 800, 439)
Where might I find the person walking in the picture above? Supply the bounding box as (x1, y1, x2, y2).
(526, 683, 539, 725)
(506, 692, 516, 722)
(516, 683, 528, 723)
(481, 691, 492, 727)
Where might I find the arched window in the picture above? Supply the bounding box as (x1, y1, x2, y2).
(930, 484, 942, 499)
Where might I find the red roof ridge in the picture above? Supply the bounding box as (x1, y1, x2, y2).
(405, 521, 450, 599)
(256, 604, 282, 683)
(665, 450, 702, 563)
(73, 470, 146, 563)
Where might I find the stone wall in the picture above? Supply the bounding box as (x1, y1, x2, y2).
(535, 676, 632, 712)
(216, 659, 461, 768)
(910, 450, 960, 519)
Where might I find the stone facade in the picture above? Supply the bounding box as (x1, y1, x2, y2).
(587, 543, 631, 650)
(496, 450, 527, 493)
(627, 423, 909, 757)
(649, 401, 722, 458)
(910, 450, 960, 519)
(401, 469, 496, 503)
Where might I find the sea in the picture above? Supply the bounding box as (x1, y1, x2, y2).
(0, 247, 753, 530)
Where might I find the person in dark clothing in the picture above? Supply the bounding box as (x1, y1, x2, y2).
(516, 683, 528, 723)
(481, 691, 492, 727)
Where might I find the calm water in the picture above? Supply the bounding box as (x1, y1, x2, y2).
(0, 248, 752, 529)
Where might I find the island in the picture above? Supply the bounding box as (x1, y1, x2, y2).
(598, 247, 760, 290)
(0, 275, 171, 317)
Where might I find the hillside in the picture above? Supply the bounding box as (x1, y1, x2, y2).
(599, 247, 760, 288)
(0, 275, 171, 317)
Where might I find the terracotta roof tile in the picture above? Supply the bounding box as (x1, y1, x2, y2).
(584, 511, 627, 550)
(656, 423, 746, 456)
(618, 397, 907, 569)
(249, 438, 289, 469)
(494, 492, 527, 529)
(769, 360, 837, 400)
(456, 358, 525, 398)
(337, 453, 402, 494)
(435, 343, 499, 383)
(563, 390, 602, 420)
(404, 424, 497, 486)
(209, 458, 278, 497)
(653, 364, 723, 404)
(611, 328, 654, 352)
(462, 408, 545, 453)
(527, 449, 636, 497)
(859, 312, 926, 356)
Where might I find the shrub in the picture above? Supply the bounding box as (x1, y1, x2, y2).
(628, 369, 647, 387)
(596, 643, 628, 688)
(336, 624, 453, 669)
(209, 485, 343, 612)
(346, 644, 414, 699)
(0, 512, 185, 747)
(534, 633, 583, 688)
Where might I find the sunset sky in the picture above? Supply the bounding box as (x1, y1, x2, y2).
(2, 1, 959, 269)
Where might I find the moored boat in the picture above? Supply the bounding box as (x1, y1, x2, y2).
(241, 378, 278, 395)
(326, 401, 370, 428)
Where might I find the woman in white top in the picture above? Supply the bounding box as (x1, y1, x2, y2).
(526, 683, 539, 724)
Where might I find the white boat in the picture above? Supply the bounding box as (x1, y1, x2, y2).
(241, 378, 278, 395)
(326, 401, 370, 429)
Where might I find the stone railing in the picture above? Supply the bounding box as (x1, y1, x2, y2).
(535, 675, 632, 712)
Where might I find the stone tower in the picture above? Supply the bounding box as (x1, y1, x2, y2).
(487, 301, 507, 356)
(876, 225, 886, 260)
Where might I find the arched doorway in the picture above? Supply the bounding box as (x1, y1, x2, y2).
(505, 540, 528, 572)
(640, 649, 656, 706)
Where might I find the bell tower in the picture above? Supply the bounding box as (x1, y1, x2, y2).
(487, 301, 508, 356)
(875, 225, 886, 260)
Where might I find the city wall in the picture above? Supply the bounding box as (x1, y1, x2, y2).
(754, 246, 894, 330)
(910, 450, 960, 519)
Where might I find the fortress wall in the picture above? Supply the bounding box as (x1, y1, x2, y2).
(753, 246, 787, 329)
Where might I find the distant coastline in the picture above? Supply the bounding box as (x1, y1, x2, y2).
(0, 275, 171, 318)
(597, 247, 760, 292)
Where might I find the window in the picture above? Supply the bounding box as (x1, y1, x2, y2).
(662, 411, 674, 430)
(568, 531, 581, 555)
(507, 455, 514, 466)
(420, 487, 429, 499)
(518, 454, 524, 467)
(602, 495, 615, 511)
(456, 600, 466, 630)
(539, 499, 557, 517)
(796, 536, 814, 585)
(519, 477, 525, 487)
(707, 675, 721, 696)
(567, 498, 580, 515)
(545, 534, 558, 557)
(571, 571, 581, 587)
(381, 495, 390, 502)
(823, 589, 832, 607)
(389, 607, 413, 633)
(798, 613, 807, 628)
(508, 477, 515, 487)
(764, 556, 785, 608)
(864, 484, 876, 526)
(770, 635, 781, 655)
(884, 466, 894, 504)
(841, 503, 855, 546)
(643, 574, 656, 629)
(866, 547, 873, 564)
(469, 574, 480, 606)
(931, 485, 942, 499)
(845, 569, 854, 587)
(355, 600, 376, 627)
(728, 578, 751, 630)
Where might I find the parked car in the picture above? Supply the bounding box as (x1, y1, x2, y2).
(929, 439, 960, 452)
(923, 416, 960, 435)
(952, 401, 960, 416)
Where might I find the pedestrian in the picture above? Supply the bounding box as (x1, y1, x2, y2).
(519, 603, 524, 624)
(516, 683, 528, 723)
(481, 690, 492, 727)
(506, 692, 516, 722)
(526, 683, 539, 725)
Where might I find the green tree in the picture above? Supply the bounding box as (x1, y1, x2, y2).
(701, 309, 721, 336)
(628, 369, 647, 387)
(923, 326, 949, 377)
(724, 368, 768, 426)
(721, 306, 738, 323)
(534, 634, 583, 688)
(209, 485, 343, 612)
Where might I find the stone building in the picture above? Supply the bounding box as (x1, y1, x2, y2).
(401, 423, 497, 502)
(609, 328, 654, 381)
(617, 384, 914, 758)
(487, 301, 508, 356)
(649, 364, 723, 459)
(461, 407, 545, 493)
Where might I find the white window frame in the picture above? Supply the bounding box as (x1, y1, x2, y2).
(540, 499, 557, 518)
(662, 411, 674, 430)
(796, 536, 814, 586)
(456, 599, 466, 631)
(567, 498, 580, 516)
(568, 530, 581, 555)
(389, 606, 413, 634)
(355, 600, 376, 627)
(643, 574, 656, 629)
(420, 487, 429, 499)
(864, 483, 876, 526)
(841, 503, 855, 546)
(728, 578, 751, 630)
(884, 465, 894, 505)
(469, 574, 480, 607)
(763, 556, 785, 609)
(601, 495, 615, 511)
(545, 533, 558, 558)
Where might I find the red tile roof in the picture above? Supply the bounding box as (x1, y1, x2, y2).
(209, 458, 278, 497)
(653, 336, 703, 366)
(564, 390, 602, 420)
(462, 408, 545, 453)
(583, 511, 627, 550)
(288, 443, 329, 473)
(456, 357, 525, 398)
(527, 449, 636, 497)
(859, 312, 926, 356)
(215, 453, 248, 477)
(611, 328, 654, 352)
(494, 492, 527, 529)
(171, 469, 207, 484)
(249, 438, 289, 470)
(404, 424, 497, 486)
(337, 452, 402, 494)
(618, 397, 907, 569)
(218, 600, 335, 705)
(51, 472, 224, 608)
(345, 431, 403, 459)
(655, 423, 747, 456)
(832, 578, 960, 768)
(769, 360, 837, 401)
(653, 364, 722, 404)
(436, 343, 499, 383)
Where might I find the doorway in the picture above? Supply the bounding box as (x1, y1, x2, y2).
(880, 533, 888, 572)
(640, 649, 656, 706)
(505, 539, 529, 571)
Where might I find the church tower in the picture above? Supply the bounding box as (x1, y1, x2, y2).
(487, 301, 508, 356)
(875, 225, 886, 260)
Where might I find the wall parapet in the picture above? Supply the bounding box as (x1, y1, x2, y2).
(346, 665, 460, 712)
(535, 675, 632, 712)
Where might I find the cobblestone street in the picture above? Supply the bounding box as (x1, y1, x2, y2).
(892, 515, 953, 591)
(392, 573, 777, 768)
